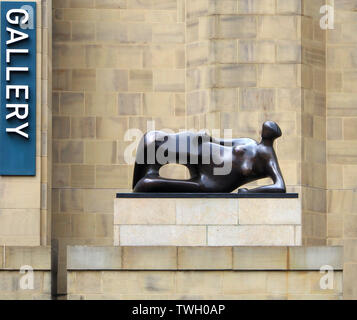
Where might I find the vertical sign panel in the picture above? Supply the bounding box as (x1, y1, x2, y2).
(0, 2, 36, 175)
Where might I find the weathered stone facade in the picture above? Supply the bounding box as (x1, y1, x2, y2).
(0, 0, 356, 300)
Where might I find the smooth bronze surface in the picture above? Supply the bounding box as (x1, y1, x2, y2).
(132, 121, 286, 194)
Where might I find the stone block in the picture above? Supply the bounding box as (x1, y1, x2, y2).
(208, 226, 295, 246)
(123, 247, 177, 270)
(59, 141, 83, 164)
(85, 45, 119, 69)
(258, 16, 298, 40)
(176, 199, 238, 225)
(96, 22, 127, 42)
(288, 247, 343, 270)
(233, 247, 288, 270)
(117, 45, 144, 68)
(152, 24, 185, 43)
(152, 0, 178, 10)
(71, 21, 95, 42)
(102, 271, 175, 294)
(70, 165, 95, 188)
(115, 199, 176, 225)
(344, 239, 357, 263)
(70, 0, 95, 8)
(96, 69, 128, 92)
(96, 117, 128, 140)
(60, 92, 84, 115)
(344, 215, 357, 237)
(72, 69, 96, 91)
(53, 165, 70, 188)
(287, 272, 311, 294)
(238, 0, 275, 14)
(67, 246, 122, 270)
(217, 65, 257, 88)
(218, 15, 256, 39)
(129, 70, 153, 92)
(176, 271, 223, 295)
(277, 41, 301, 63)
(71, 271, 102, 294)
(53, 116, 70, 139)
(344, 263, 357, 299)
(4, 247, 50, 270)
(187, 41, 210, 67)
(54, 44, 86, 69)
(210, 88, 238, 112)
(127, 24, 152, 43)
(85, 93, 117, 116)
(277, 0, 301, 14)
(96, 165, 128, 188)
(84, 189, 116, 213)
(0, 246, 3, 268)
(258, 64, 297, 87)
(212, 40, 237, 64)
(95, 0, 126, 9)
(84, 141, 117, 165)
(0, 180, 41, 209)
(209, 0, 238, 14)
(53, 21, 71, 41)
(119, 226, 207, 246)
(154, 70, 185, 92)
(53, 70, 72, 91)
(60, 189, 83, 213)
(71, 117, 96, 139)
(95, 214, 113, 238)
(222, 271, 266, 294)
(118, 93, 142, 116)
(143, 93, 174, 116)
(240, 88, 275, 112)
(178, 247, 233, 270)
(238, 40, 275, 63)
(239, 199, 301, 225)
(343, 118, 357, 140)
(71, 214, 96, 238)
(145, 11, 176, 23)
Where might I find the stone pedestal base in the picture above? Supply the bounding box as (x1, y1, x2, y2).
(114, 194, 301, 246)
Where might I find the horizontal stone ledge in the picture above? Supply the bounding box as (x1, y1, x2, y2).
(67, 246, 343, 271)
(0, 246, 51, 270)
(116, 193, 299, 199)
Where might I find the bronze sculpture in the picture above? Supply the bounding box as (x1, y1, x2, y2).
(132, 121, 286, 194)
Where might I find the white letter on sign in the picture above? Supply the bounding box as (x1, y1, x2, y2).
(6, 27, 28, 45)
(6, 123, 29, 139)
(6, 104, 29, 120)
(6, 49, 29, 63)
(6, 9, 29, 25)
(6, 67, 29, 81)
(6, 85, 29, 100)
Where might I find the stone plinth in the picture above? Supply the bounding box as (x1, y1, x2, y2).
(67, 246, 343, 300)
(114, 193, 301, 246)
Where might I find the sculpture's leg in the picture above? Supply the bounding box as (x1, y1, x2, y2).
(133, 176, 202, 193)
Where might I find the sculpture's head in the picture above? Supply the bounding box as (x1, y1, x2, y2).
(261, 121, 282, 140)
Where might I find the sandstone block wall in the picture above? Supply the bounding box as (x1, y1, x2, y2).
(301, 0, 327, 246)
(326, 0, 357, 300)
(51, 0, 357, 299)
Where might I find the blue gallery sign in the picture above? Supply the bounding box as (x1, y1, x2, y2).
(0, 2, 36, 175)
